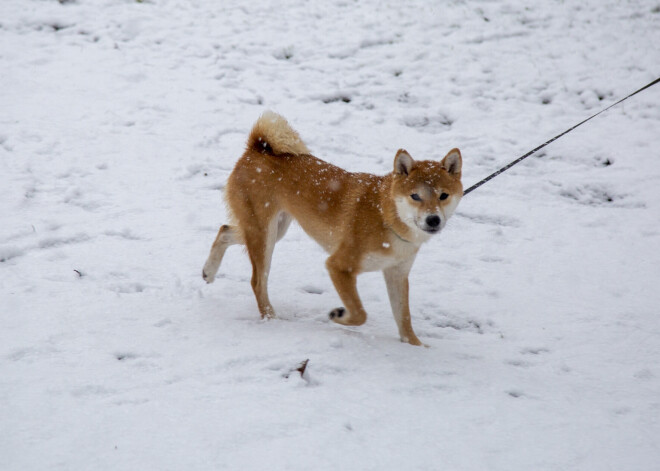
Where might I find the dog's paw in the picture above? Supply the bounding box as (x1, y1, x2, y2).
(202, 269, 214, 284)
(329, 307, 345, 320)
(261, 306, 276, 320)
(401, 335, 425, 347)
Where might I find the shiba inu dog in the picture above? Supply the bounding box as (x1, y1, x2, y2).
(202, 111, 463, 346)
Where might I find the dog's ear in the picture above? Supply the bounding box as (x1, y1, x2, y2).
(441, 148, 462, 176)
(394, 149, 415, 176)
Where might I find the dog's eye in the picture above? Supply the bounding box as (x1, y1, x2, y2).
(410, 193, 421, 201)
(439, 193, 449, 201)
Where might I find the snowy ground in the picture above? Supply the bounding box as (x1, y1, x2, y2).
(2, 0, 660, 469)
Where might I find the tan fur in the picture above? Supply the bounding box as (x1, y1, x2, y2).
(203, 112, 463, 346)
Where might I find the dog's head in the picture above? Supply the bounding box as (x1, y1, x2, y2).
(391, 148, 463, 240)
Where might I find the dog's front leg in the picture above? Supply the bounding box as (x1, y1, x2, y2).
(383, 265, 423, 346)
(325, 256, 368, 327)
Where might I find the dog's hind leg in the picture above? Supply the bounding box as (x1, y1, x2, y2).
(202, 225, 240, 283)
(244, 215, 280, 319)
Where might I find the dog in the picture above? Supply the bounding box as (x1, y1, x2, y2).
(202, 111, 463, 346)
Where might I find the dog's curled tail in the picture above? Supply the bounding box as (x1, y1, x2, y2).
(246, 111, 310, 156)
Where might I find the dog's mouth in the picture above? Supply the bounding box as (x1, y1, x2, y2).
(422, 227, 441, 234)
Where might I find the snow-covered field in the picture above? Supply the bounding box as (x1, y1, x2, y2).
(2, 0, 659, 469)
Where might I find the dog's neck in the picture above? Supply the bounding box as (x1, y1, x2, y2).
(388, 225, 413, 244)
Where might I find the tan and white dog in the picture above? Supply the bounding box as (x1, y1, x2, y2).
(203, 112, 463, 346)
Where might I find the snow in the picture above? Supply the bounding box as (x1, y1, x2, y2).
(1, 0, 659, 469)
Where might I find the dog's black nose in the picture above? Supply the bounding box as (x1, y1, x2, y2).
(426, 215, 441, 227)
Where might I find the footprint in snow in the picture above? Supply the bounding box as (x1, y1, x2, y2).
(115, 352, 139, 361)
(505, 359, 533, 368)
(300, 285, 324, 295)
(521, 347, 550, 355)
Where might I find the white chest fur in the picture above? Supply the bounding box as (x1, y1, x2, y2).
(359, 236, 420, 273)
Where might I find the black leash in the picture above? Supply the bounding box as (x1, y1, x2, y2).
(463, 77, 660, 196)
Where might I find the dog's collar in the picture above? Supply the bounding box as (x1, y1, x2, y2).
(388, 226, 412, 244)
